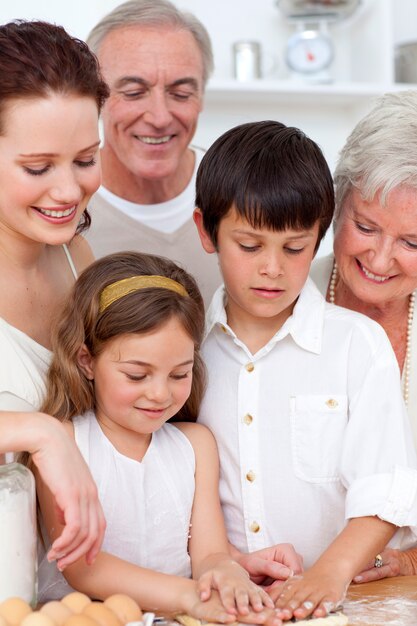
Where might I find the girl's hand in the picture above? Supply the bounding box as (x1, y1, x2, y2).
(197, 560, 275, 615)
(31, 414, 106, 570)
(273, 570, 347, 621)
(183, 588, 282, 625)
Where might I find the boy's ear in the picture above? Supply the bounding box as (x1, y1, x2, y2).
(193, 208, 217, 254)
(77, 344, 95, 380)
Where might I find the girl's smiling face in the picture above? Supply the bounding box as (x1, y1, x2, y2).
(0, 93, 101, 246)
(79, 316, 195, 458)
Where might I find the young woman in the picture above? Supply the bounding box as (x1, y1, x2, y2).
(0, 20, 109, 569)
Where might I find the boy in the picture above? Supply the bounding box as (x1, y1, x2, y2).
(193, 121, 417, 621)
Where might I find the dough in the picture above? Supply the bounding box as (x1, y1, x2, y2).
(176, 616, 238, 626)
(176, 611, 349, 625)
(176, 617, 238, 626)
(292, 612, 348, 625)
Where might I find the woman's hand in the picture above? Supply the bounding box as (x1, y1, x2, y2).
(197, 559, 275, 616)
(237, 544, 303, 585)
(30, 413, 106, 570)
(273, 570, 347, 621)
(353, 547, 417, 583)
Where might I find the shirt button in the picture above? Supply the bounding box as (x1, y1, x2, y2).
(243, 413, 253, 425)
(249, 521, 260, 533)
(246, 362, 255, 372)
(246, 470, 256, 482)
(220, 324, 228, 333)
(326, 398, 338, 408)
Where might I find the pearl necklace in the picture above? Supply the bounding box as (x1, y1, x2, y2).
(329, 261, 415, 407)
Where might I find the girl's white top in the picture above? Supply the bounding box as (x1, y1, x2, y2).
(38, 412, 195, 601)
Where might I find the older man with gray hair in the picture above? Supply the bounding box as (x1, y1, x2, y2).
(86, 0, 221, 304)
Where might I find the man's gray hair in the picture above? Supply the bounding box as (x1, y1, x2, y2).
(87, 0, 214, 86)
(334, 90, 417, 220)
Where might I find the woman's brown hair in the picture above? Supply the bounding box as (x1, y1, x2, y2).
(41, 251, 206, 424)
(0, 20, 109, 233)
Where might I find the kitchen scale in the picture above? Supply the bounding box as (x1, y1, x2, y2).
(275, 0, 362, 83)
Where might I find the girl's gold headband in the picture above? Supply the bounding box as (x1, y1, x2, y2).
(99, 275, 189, 314)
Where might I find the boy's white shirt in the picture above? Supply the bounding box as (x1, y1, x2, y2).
(199, 277, 417, 568)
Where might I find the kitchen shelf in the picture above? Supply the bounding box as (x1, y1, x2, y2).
(205, 78, 417, 107)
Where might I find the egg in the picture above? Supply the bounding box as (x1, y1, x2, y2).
(0, 597, 32, 625)
(21, 611, 56, 626)
(61, 594, 92, 614)
(83, 603, 121, 626)
(104, 595, 142, 624)
(63, 616, 98, 626)
(41, 602, 73, 626)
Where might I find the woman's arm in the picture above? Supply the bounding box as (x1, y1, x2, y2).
(177, 422, 274, 615)
(273, 516, 396, 621)
(0, 411, 105, 569)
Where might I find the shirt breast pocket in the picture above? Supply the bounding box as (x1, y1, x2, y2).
(290, 394, 348, 483)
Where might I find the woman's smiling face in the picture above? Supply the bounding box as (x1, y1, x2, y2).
(0, 93, 101, 246)
(334, 186, 417, 306)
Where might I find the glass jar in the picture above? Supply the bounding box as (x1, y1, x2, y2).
(0, 462, 37, 606)
(232, 41, 262, 81)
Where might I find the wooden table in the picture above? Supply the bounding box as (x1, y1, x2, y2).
(343, 576, 417, 625)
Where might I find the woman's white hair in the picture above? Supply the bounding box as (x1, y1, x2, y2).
(87, 0, 213, 86)
(334, 90, 417, 220)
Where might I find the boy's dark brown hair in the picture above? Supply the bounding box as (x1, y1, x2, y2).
(196, 120, 334, 250)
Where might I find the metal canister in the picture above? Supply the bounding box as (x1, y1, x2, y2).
(233, 41, 262, 81)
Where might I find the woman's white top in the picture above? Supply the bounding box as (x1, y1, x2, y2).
(38, 412, 195, 602)
(310, 253, 417, 451)
(0, 244, 77, 411)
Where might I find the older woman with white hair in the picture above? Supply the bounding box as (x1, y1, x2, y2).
(311, 90, 417, 581)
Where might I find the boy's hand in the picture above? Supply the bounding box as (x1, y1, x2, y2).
(273, 570, 347, 621)
(237, 544, 303, 585)
(197, 559, 275, 615)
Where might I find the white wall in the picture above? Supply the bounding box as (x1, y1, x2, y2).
(1, 0, 415, 75)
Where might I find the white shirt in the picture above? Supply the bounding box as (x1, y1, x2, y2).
(0, 244, 76, 412)
(97, 146, 204, 234)
(0, 317, 51, 412)
(199, 278, 417, 567)
(310, 253, 417, 452)
(38, 414, 195, 601)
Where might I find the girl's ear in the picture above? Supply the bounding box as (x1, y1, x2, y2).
(77, 344, 95, 380)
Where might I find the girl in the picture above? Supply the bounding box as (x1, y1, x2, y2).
(35, 251, 279, 624)
(0, 19, 110, 569)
